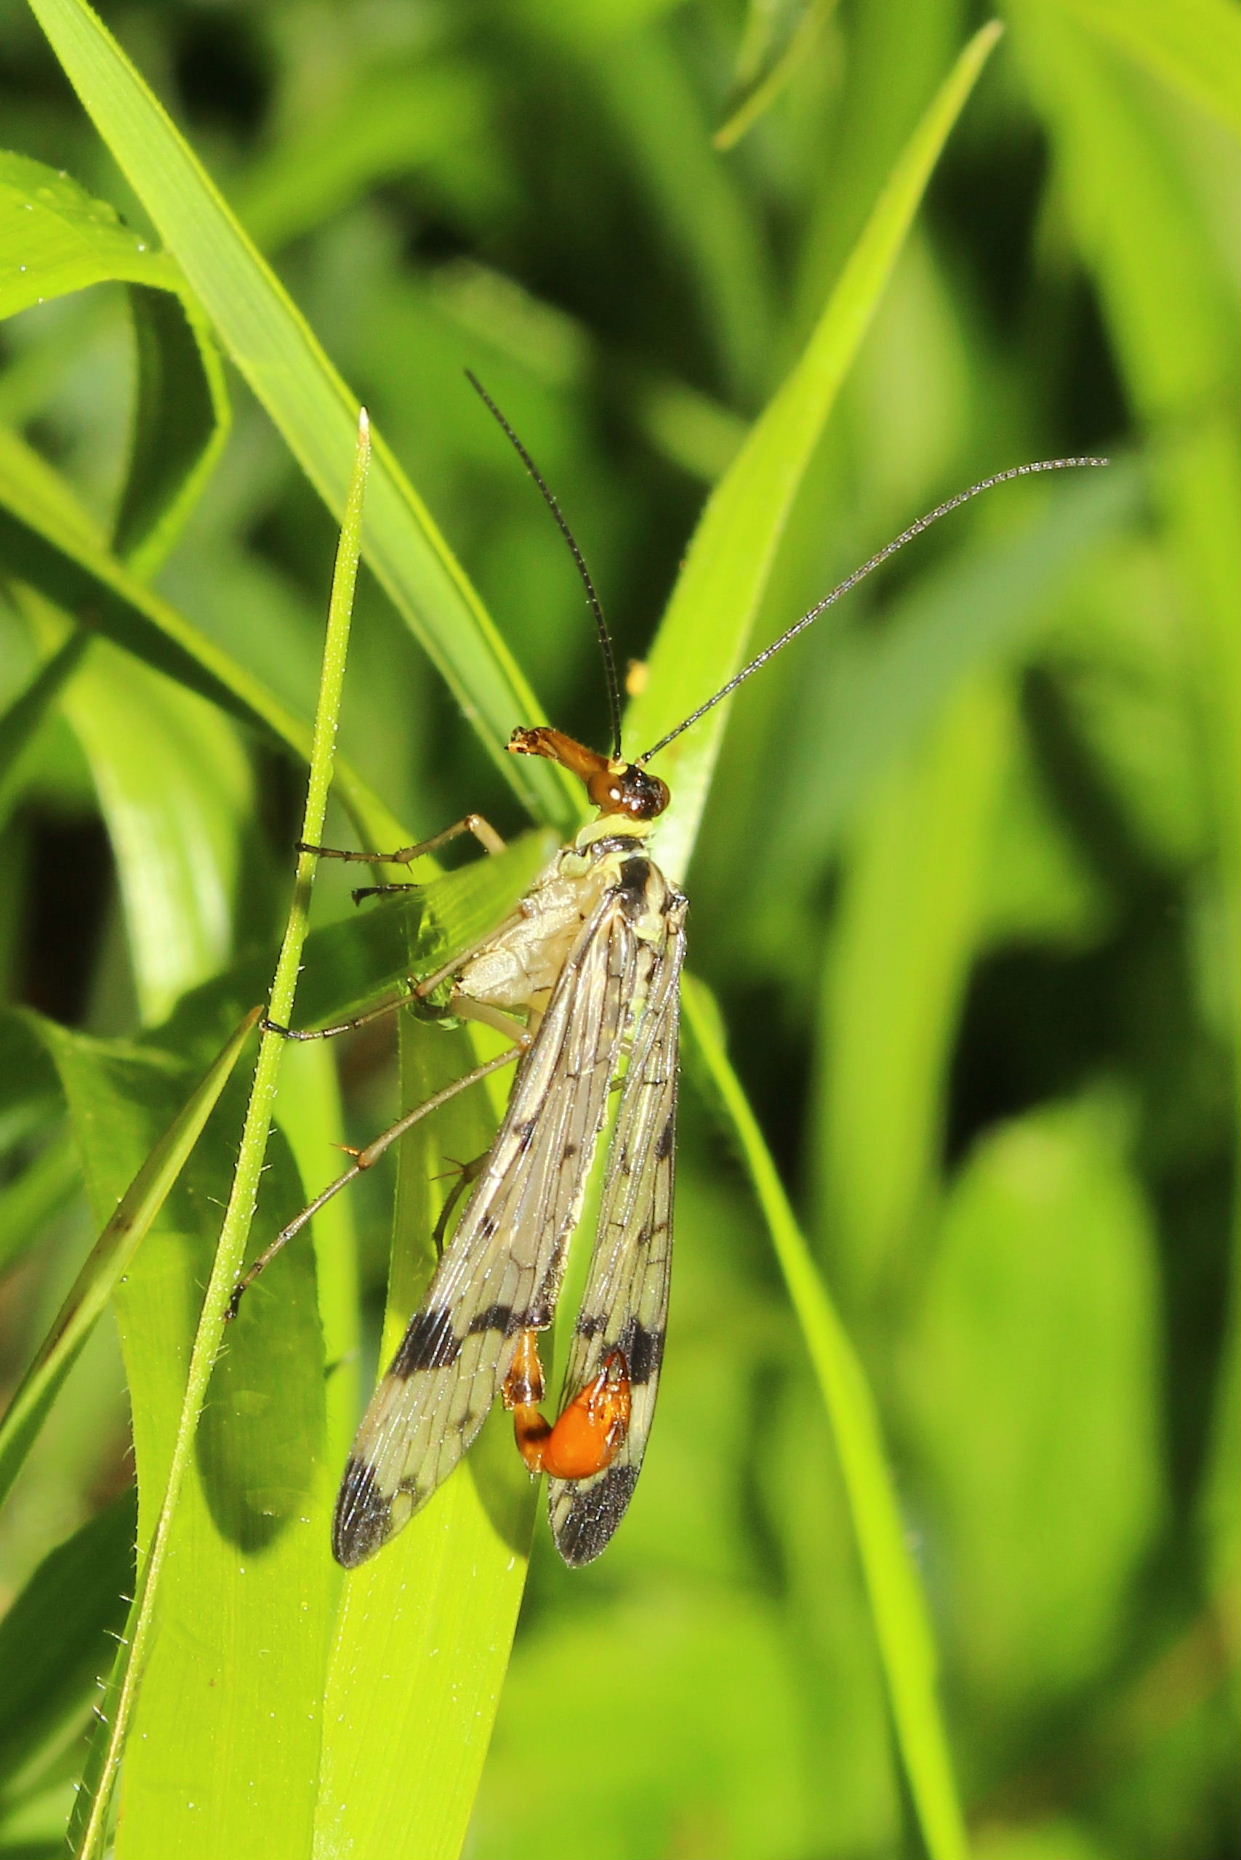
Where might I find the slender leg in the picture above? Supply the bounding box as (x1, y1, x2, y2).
(226, 1044, 522, 1317)
(429, 1153, 488, 1257)
(264, 991, 530, 1049)
(297, 814, 506, 868)
(262, 989, 412, 1043)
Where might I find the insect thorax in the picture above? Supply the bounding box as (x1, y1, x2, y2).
(455, 818, 675, 1017)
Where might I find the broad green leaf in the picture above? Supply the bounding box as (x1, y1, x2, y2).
(905, 1095, 1164, 1710)
(0, 422, 310, 755)
(155, 831, 552, 1064)
(0, 149, 176, 315)
(1049, 0, 1241, 138)
(0, 628, 88, 824)
(315, 1003, 532, 1860)
(812, 677, 1013, 1311)
(0, 1131, 79, 1276)
(0, 1491, 135, 1798)
(476, 1590, 812, 1856)
(0, 421, 403, 853)
(50, 632, 253, 1021)
(0, 151, 230, 577)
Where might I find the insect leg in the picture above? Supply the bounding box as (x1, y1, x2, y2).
(429, 1153, 488, 1258)
(297, 813, 506, 867)
(226, 1044, 522, 1317)
(267, 889, 535, 1041)
(262, 988, 413, 1042)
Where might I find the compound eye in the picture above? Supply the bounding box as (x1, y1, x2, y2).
(587, 761, 669, 820)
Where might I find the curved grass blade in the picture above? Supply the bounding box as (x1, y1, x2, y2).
(625, 20, 1004, 883)
(28, 0, 575, 829)
(0, 152, 231, 576)
(114, 285, 231, 576)
(68, 413, 371, 1860)
(0, 1005, 261, 1511)
(0, 628, 89, 824)
(0, 420, 403, 855)
(683, 974, 968, 1860)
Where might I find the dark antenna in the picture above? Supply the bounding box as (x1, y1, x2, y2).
(636, 455, 1109, 766)
(465, 370, 625, 762)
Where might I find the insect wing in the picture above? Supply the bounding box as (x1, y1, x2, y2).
(549, 892, 687, 1565)
(334, 887, 644, 1567)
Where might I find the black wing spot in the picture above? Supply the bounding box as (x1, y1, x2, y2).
(333, 1457, 396, 1568)
(655, 1117, 675, 1161)
(555, 1464, 641, 1567)
(626, 1320, 664, 1385)
(467, 1302, 522, 1337)
(391, 1306, 461, 1375)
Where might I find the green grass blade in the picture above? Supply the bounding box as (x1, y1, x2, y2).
(0, 1493, 135, 1800)
(0, 1007, 260, 1509)
(0, 629, 89, 823)
(71, 413, 371, 1860)
(28, 0, 573, 827)
(0, 420, 402, 851)
(0, 421, 309, 754)
(0, 148, 177, 312)
(314, 1013, 534, 1860)
(0, 151, 231, 573)
(113, 285, 232, 575)
(1058, 0, 1241, 137)
(683, 975, 969, 1860)
(814, 679, 1012, 1306)
(38, 621, 253, 1021)
(624, 19, 1004, 883)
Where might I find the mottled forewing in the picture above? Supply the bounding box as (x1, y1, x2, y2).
(548, 893, 687, 1565)
(334, 888, 641, 1566)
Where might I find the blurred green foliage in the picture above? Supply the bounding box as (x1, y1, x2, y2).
(0, 1, 1236, 1858)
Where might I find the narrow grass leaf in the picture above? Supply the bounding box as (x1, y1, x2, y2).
(0, 421, 402, 851)
(71, 415, 371, 1860)
(28, 0, 574, 828)
(113, 286, 231, 576)
(813, 678, 1013, 1307)
(0, 628, 89, 823)
(624, 20, 1003, 883)
(683, 975, 969, 1860)
(0, 1008, 259, 1508)
(43, 627, 253, 1021)
(315, 1009, 534, 1860)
